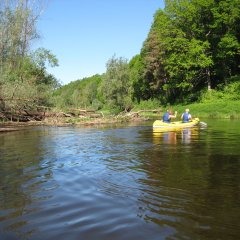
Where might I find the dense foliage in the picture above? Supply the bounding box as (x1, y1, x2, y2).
(53, 56, 133, 112)
(53, 75, 102, 110)
(100, 56, 133, 111)
(138, 0, 240, 104)
(0, 0, 59, 113)
(58, 0, 240, 112)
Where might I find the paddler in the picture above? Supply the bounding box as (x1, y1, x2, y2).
(162, 110, 177, 123)
(181, 108, 192, 123)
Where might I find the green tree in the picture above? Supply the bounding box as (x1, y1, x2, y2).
(52, 75, 102, 109)
(100, 55, 132, 112)
(139, 0, 240, 104)
(128, 54, 147, 102)
(0, 0, 59, 112)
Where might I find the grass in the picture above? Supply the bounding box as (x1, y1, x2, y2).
(99, 100, 240, 120)
(169, 100, 240, 119)
(51, 100, 240, 123)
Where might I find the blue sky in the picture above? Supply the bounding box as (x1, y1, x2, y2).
(36, 0, 164, 85)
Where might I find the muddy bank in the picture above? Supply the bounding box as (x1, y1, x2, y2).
(0, 109, 159, 131)
(0, 115, 150, 131)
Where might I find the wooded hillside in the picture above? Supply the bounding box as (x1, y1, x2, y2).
(55, 0, 240, 112)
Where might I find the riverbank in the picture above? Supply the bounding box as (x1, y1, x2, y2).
(0, 114, 150, 131)
(1, 100, 240, 132)
(155, 100, 240, 119)
(128, 100, 240, 119)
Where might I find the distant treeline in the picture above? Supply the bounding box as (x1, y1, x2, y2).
(54, 0, 240, 112)
(1, 0, 240, 116)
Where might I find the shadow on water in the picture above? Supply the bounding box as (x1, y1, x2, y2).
(0, 121, 240, 240)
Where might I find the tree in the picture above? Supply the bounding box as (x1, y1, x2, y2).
(139, 0, 240, 104)
(100, 55, 132, 111)
(0, 0, 59, 112)
(52, 75, 102, 109)
(129, 54, 145, 102)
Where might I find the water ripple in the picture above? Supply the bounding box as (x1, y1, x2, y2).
(0, 123, 240, 240)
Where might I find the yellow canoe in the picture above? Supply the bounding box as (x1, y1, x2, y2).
(153, 118, 200, 129)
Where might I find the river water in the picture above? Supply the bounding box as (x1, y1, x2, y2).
(0, 119, 240, 240)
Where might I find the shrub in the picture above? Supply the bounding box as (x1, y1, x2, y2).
(133, 99, 160, 110)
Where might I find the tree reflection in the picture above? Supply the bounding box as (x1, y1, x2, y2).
(136, 126, 240, 239)
(0, 129, 54, 238)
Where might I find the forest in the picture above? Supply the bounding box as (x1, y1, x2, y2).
(1, 0, 240, 120)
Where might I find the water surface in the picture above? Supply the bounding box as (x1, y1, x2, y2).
(0, 120, 240, 239)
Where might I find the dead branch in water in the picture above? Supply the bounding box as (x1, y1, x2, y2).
(117, 109, 162, 118)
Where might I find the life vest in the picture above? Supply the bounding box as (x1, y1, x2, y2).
(182, 112, 190, 122)
(163, 112, 170, 123)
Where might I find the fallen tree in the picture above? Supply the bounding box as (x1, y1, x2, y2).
(0, 107, 104, 122)
(0, 98, 160, 123)
(117, 109, 162, 118)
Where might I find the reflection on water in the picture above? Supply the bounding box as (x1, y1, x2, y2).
(153, 127, 199, 145)
(181, 128, 192, 144)
(0, 121, 240, 240)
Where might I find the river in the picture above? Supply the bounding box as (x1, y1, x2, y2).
(0, 119, 240, 240)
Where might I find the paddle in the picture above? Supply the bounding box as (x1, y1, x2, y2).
(193, 117, 207, 126)
(199, 121, 207, 126)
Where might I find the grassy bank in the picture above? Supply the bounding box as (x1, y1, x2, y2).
(173, 101, 240, 119)
(132, 100, 240, 120)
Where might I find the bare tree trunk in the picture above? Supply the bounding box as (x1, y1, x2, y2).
(206, 68, 211, 91)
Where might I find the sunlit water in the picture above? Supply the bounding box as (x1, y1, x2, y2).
(0, 120, 240, 240)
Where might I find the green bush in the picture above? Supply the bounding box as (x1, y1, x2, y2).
(133, 99, 160, 110)
(199, 81, 240, 103)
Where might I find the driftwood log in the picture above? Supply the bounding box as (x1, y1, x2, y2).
(0, 127, 19, 132)
(117, 109, 162, 118)
(0, 108, 104, 122)
(66, 109, 104, 118)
